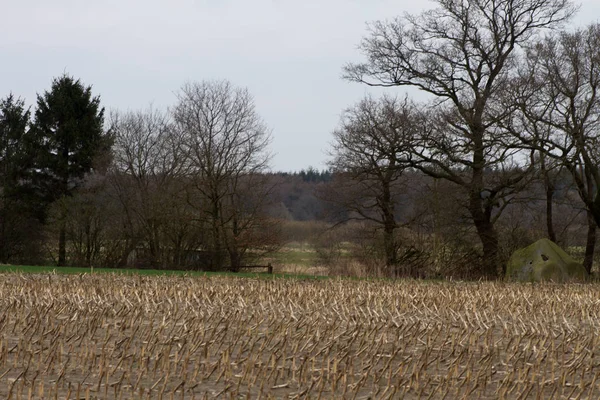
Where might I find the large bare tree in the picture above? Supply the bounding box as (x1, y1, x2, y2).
(344, 0, 576, 277)
(173, 80, 274, 271)
(512, 24, 600, 273)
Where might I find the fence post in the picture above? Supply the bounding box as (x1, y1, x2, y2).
(268, 263, 273, 274)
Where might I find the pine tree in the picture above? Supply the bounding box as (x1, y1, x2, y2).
(31, 74, 107, 266)
(0, 94, 30, 195)
(0, 94, 33, 262)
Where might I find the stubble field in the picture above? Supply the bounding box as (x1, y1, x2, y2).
(0, 273, 598, 399)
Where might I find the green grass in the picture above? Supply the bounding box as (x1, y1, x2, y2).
(265, 249, 319, 267)
(262, 244, 351, 267)
(0, 264, 327, 280)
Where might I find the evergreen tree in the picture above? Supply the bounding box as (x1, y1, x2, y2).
(31, 74, 107, 266)
(0, 94, 34, 263)
(0, 94, 30, 195)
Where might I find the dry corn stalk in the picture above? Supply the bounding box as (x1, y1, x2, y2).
(0, 273, 596, 398)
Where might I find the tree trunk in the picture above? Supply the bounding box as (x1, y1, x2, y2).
(0, 209, 7, 264)
(229, 251, 241, 273)
(469, 190, 500, 279)
(544, 176, 557, 243)
(58, 223, 66, 266)
(381, 182, 398, 275)
(583, 210, 596, 275)
(473, 217, 499, 278)
(211, 198, 224, 271)
(383, 223, 397, 271)
(148, 221, 161, 269)
(470, 135, 499, 279)
(58, 147, 69, 267)
(592, 186, 600, 228)
(85, 222, 92, 268)
(229, 209, 241, 272)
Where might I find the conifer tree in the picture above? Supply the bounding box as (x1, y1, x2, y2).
(31, 74, 107, 266)
(0, 94, 33, 262)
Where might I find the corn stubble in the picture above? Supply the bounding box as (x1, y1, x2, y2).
(0, 274, 598, 399)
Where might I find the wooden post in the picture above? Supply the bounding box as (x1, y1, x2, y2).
(267, 263, 273, 274)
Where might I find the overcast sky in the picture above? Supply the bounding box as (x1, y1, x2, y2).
(2, 0, 599, 172)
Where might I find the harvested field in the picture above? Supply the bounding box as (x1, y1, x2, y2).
(0, 274, 598, 399)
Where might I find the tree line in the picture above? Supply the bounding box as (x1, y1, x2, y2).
(2, 0, 599, 279)
(0, 78, 276, 271)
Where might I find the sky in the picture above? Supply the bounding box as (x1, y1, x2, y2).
(1, 0, 599, 172)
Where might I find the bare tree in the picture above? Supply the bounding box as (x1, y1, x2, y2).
(327, 95, 417, 271)
(49, 172, 124, 268)
(173, 80, 275, 271)
(110, 107, 196, 268)
(344, 0, 576, 277)
(512, 24, 600, 273)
